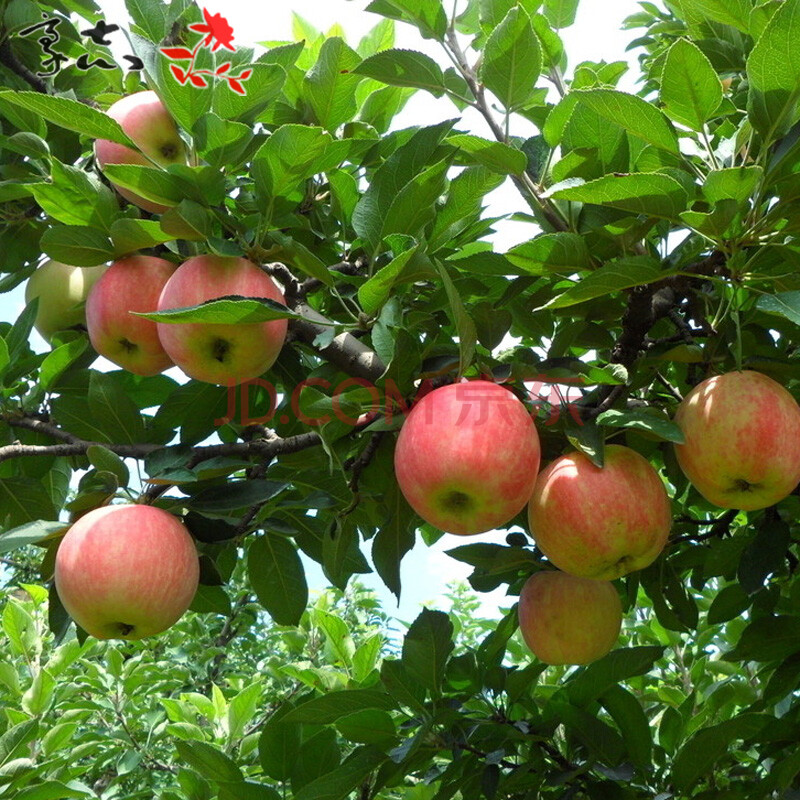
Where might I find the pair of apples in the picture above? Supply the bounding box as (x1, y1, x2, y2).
(28, 254, 288, 386)
(394, 371, 800, 666)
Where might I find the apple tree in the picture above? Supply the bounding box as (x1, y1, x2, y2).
(2, 0, 800, 797)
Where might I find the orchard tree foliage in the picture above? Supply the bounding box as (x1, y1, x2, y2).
(1, 0, 800, 797)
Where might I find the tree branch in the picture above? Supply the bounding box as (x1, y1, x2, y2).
(0, 37, 48, 93)
(297, 260, 367, 298)
(288, 301, 386, 382)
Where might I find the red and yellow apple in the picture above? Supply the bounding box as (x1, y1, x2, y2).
(394, 380, 541, 535)
(528, 444, 671, 580)
(25, 259, 107, 342)
(54, 504, 199, 640)
(86, 255, 175, 376)
(156, 255, 288, 385)
(518, 570, 622, 665)
(674, 370, 800, 510)
(94, 90, 186, 213)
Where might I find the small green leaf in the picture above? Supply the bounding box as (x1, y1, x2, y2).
(248, 534, 308, 626)
(480, 7, 542, 111)
(402, 608, 454, 694)
(354, 49, 447, 96)
(448, 133, 527, 174)
(110, 219, 176, 256)
(757, 291, 800, 327)
(40, 226, 115, 267)
(86, 445, 130, 488)
(137, 297, 303, 325)
(596, 408, 685, 443)
(660, 39, 723, 131)
(174, 741, 243, 784)
(0, 520, 65, 554)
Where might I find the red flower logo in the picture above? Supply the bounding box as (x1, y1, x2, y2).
(189, 8, 235, 52)
(160, 7, 251, 95)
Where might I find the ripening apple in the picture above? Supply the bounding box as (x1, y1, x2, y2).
(54, 504, 199, 640)
(674, 370, 800, 510)
(156, 255, 288, 386)
(25, 259, 107, 342)
(394, 380, 541, 535)
(85, 255, 175, 376)
(94, 90, 186, 213)
(518, 570, 622, 665)
(528, 444, 671, 580)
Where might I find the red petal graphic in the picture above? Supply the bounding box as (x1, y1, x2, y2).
(160, 47, 193, 59)
(237, 69, 252, 81)
(228, 78, 245, 95)
(189, 73, 208, 88)
(170, 64, 187, 84)
(188, 23, 209, 33)
(216, 62, 231, 75)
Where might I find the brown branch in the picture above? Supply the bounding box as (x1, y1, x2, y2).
(288, 302, 386, 382)
(0, 37, 49, 93)
(344, 432, 385, 495)
(669, 509, 737, 545)
(7, 415, 82, 443)
(297, 260, 367, 298)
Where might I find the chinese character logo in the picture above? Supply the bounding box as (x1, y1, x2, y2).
(160, 8, 252, 95)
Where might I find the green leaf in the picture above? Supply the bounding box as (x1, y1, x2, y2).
(110, 219, 176, 256)
(435, 260, 477, 376)
(738, 518, 792, 594)
(21, 669, 54, 716)
(284, 690, 396, 724)
(0, 520, 64, 554)
(565, 646, 664, 706)
(549, 173, 688, 219)
(0, 481, 57, 529)
(101, 164, 183, 208)
(596, 408, 685, 443)
(574, 88, 680, 153)
(364, 0, 448, 40)
(15, 781, 91, 800)
(723, 615, 800, 662)
(39, 337, 89, 393)
(358, 246, 424, 315)
(86, 445, 130, 488)
(380, 659, 427, 713)
(448, 133, 527, 174)
(552, 701, 626, 765)
(757, 291, 800, 327)
(303, 37, 364, 132)
(193, 113, 254, 169)
(293, 745, 386, 800)
(480, 7, 542, 111)
(372, 483, 416, 598)
(544, 255, 667, 309)
(543, 0, 579, 28)
(322, 517, 371, 591)
(32, 161, 118, 230)
(187, 481, 286, 514)
(248, 534, 308, 626)
(703, 166, 763, 204)
(402, 608, 454, 694)
(675, 0, 753, 32)
(505, 232, 591, 275)
(336, 709, 396, 746)
(40, 226, 115, 267)
(660, 39, 723, 130)
(599, 685, 652, 770)
(354, 49, 447, 96)
(707, 583, 752, 625)
(313, 609, 355, 667)
(160, 200, 214, 241)
(218, 783, 280, 800)
(672, 714, 772, 790)
(746, 0, 800, 136)
(137, 297, 302, 325)
(125, 0, 167, 41)
(258, 704, 300, 781)
(175, 741, 243, 784)
(87, 371, 147, 444)
(0, 91, 134, 146)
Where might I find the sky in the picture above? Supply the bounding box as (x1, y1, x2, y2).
(2, 0, 646, 621)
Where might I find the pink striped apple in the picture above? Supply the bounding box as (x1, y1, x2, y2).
(156, 255, 288, 385)
(86, 255, 175, 376)
(94, 90, 186, 213)
(55, 505, 199, 640)
(518, 570, 622, 665)
(394, 380, 541, 535)
(528, 444, 671, 580)
(674, 370, 800, 510)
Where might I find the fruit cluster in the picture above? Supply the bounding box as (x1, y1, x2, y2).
(394, 371, 800, 667)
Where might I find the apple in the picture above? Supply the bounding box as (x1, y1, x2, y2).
(528, 444, 671, 580)
(25, 259, 107, 342)
(94, 90, 186, 213)
(518, 570, 622, 665)
(85, 255, 175, 376)
(674, 370, 800, 510)
(54, 504, 199, 640)
(156, 255, 288, 385)
(394, 380, 541, 535)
